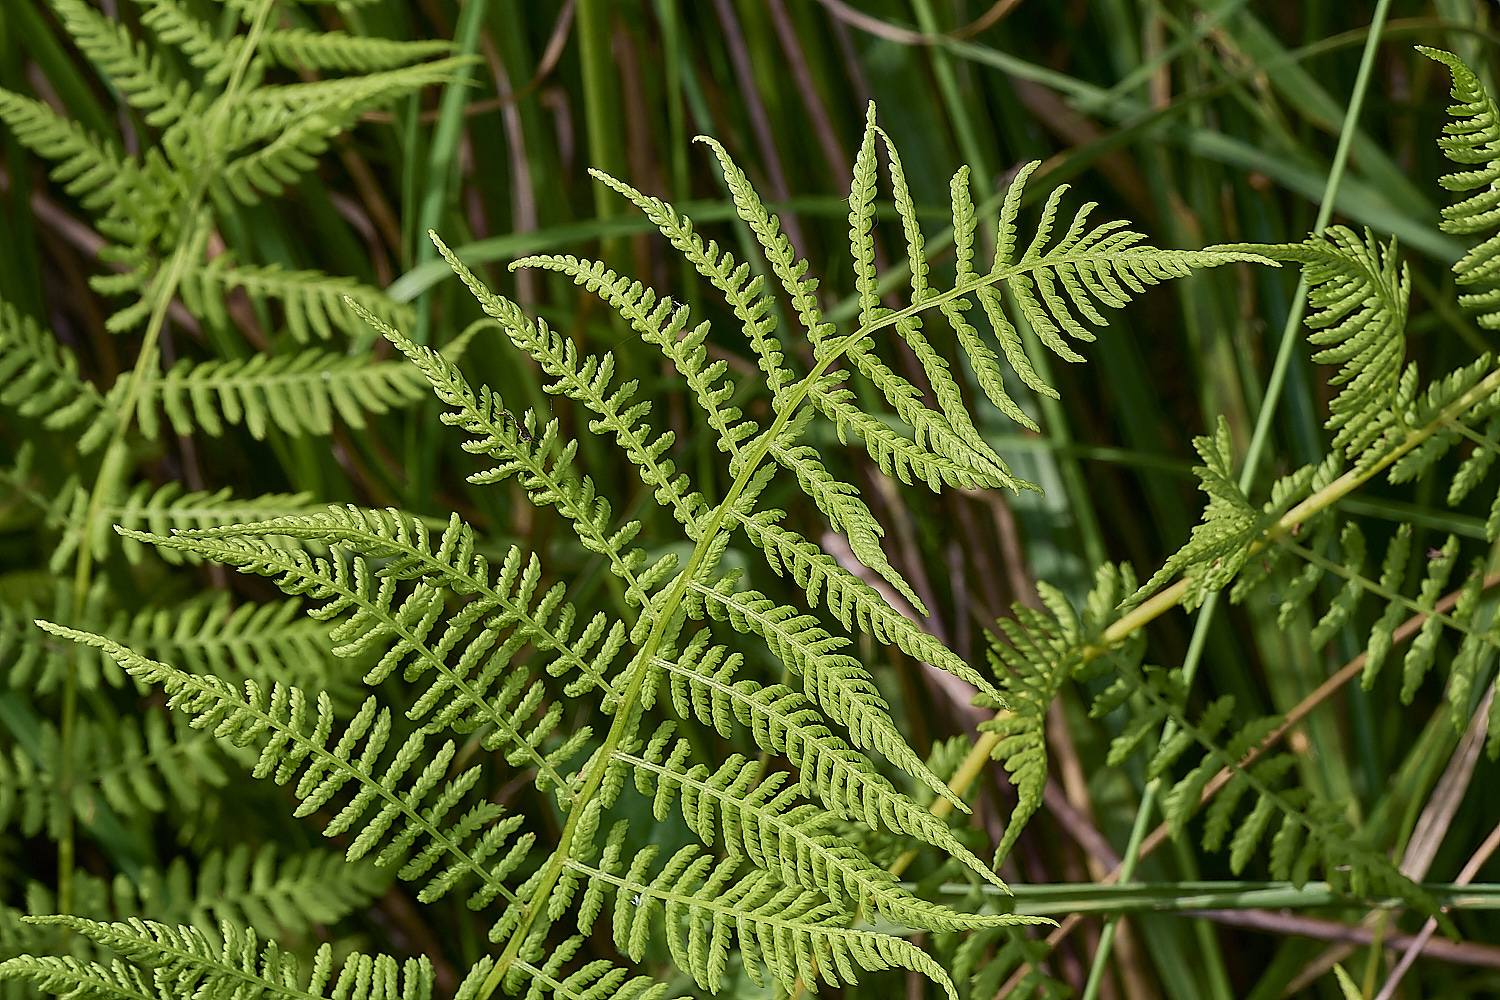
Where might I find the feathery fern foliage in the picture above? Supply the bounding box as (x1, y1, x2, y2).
(0, 0, 461, 985)
(9, 4, 1500, 996)
(10, 90, 1268, 999)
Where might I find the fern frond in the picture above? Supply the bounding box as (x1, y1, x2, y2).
(586, 170, 798, 409)
(977, 162, 1268, 400)
(762, 429, 924, 611)
(511, 255, 763, 471)
(259, 30, 454, 72)
(733, 510, 999, 701)
(1, 917, 433, 1000)
(404, 248, 712, 549)
(117, 507, 622, 769)
(574, 833, 965, 999)
(116, 349, 427, 441)
(979, 578, 1097, 865)
(1372, 354, 1500, 483)
(624, 726, 1009, 932)
(1261, 229, 1410, 456)
(105, 592, 348, 699)
(141, 845, 386, 940)
(0, 708, 229, 837)
(180, 257, 415, 342)
(504, 946, 664, 1000)
(1422, 46, 1500, 327)
(654, 638, 1000, 892)
(37, 626, 531, 911)
(108, 484, 319, 563)
(1097, 658, 1453, 930)
(0, 301, 107, 431)
(354, 308, 672, 623)
(136, 0, 245, 87)
(0, 89, 149, 213)
(220, 59, 474, 203)
(1135, 417, 1310, 608)
(49, 0, 195, 127)
(686, 579, 961, 806)
(697, 127, 1022, 493)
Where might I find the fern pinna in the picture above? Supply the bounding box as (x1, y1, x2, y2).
(4, 75, 1267, 997)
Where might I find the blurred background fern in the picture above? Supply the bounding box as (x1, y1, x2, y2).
(1, 1, 1499, 998)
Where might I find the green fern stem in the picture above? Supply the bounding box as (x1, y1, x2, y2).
(56, 0, 279, 918)
(921, 362, 1500, 842)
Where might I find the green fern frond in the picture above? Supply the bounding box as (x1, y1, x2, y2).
(260, 30, 454, 72)
(732, 512, 996, 697)
(1261, 229, 1410, 457)
(106, 484, 319, 563)
(431, 243, 711, 541)
(1135, 417, 1310, 608)
(37, 625, 532, 912)
(348, 309, 675, 628)
(575, 830, 965, 999)
(623, 725, 1005, 932)
(114, 508, 621, 775)
(1422, 46, 1500, 327)
(1097, 656, 1455, 930)
(136, 0, 245, 87)
(979, 583, 1088, 865)
(1373, 353, 1500, 483)
(140, 845, 386, 941)
(49, 0, 195, 127)
(684, 577, 965, 806)
(220, 59, 475, 204)
(586, 170, 798, 409)
(501, 947, 663, 1000)
(653, 638, 1002, 893)
(181, 257, 416, 342)
(699, 125, 1020, 493)
(0, 708, 229, 837)
(405, 245, 1008, 712)
(104, 592, 348, 698)
(0, 301, 107, 431)
(106, 349, 427, 441)
(1, 917, 433, 1000)
(510, 255, 764, 472)
(0, 89, 148, 213)
(1255, 520, 1500, 751)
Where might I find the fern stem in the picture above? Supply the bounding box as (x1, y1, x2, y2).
(56, 0, 279, 917)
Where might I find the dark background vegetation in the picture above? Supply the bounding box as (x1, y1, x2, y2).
(3, 1, 1499, 998)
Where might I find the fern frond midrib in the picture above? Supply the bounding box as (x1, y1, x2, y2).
(561, 859, 880, 940)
